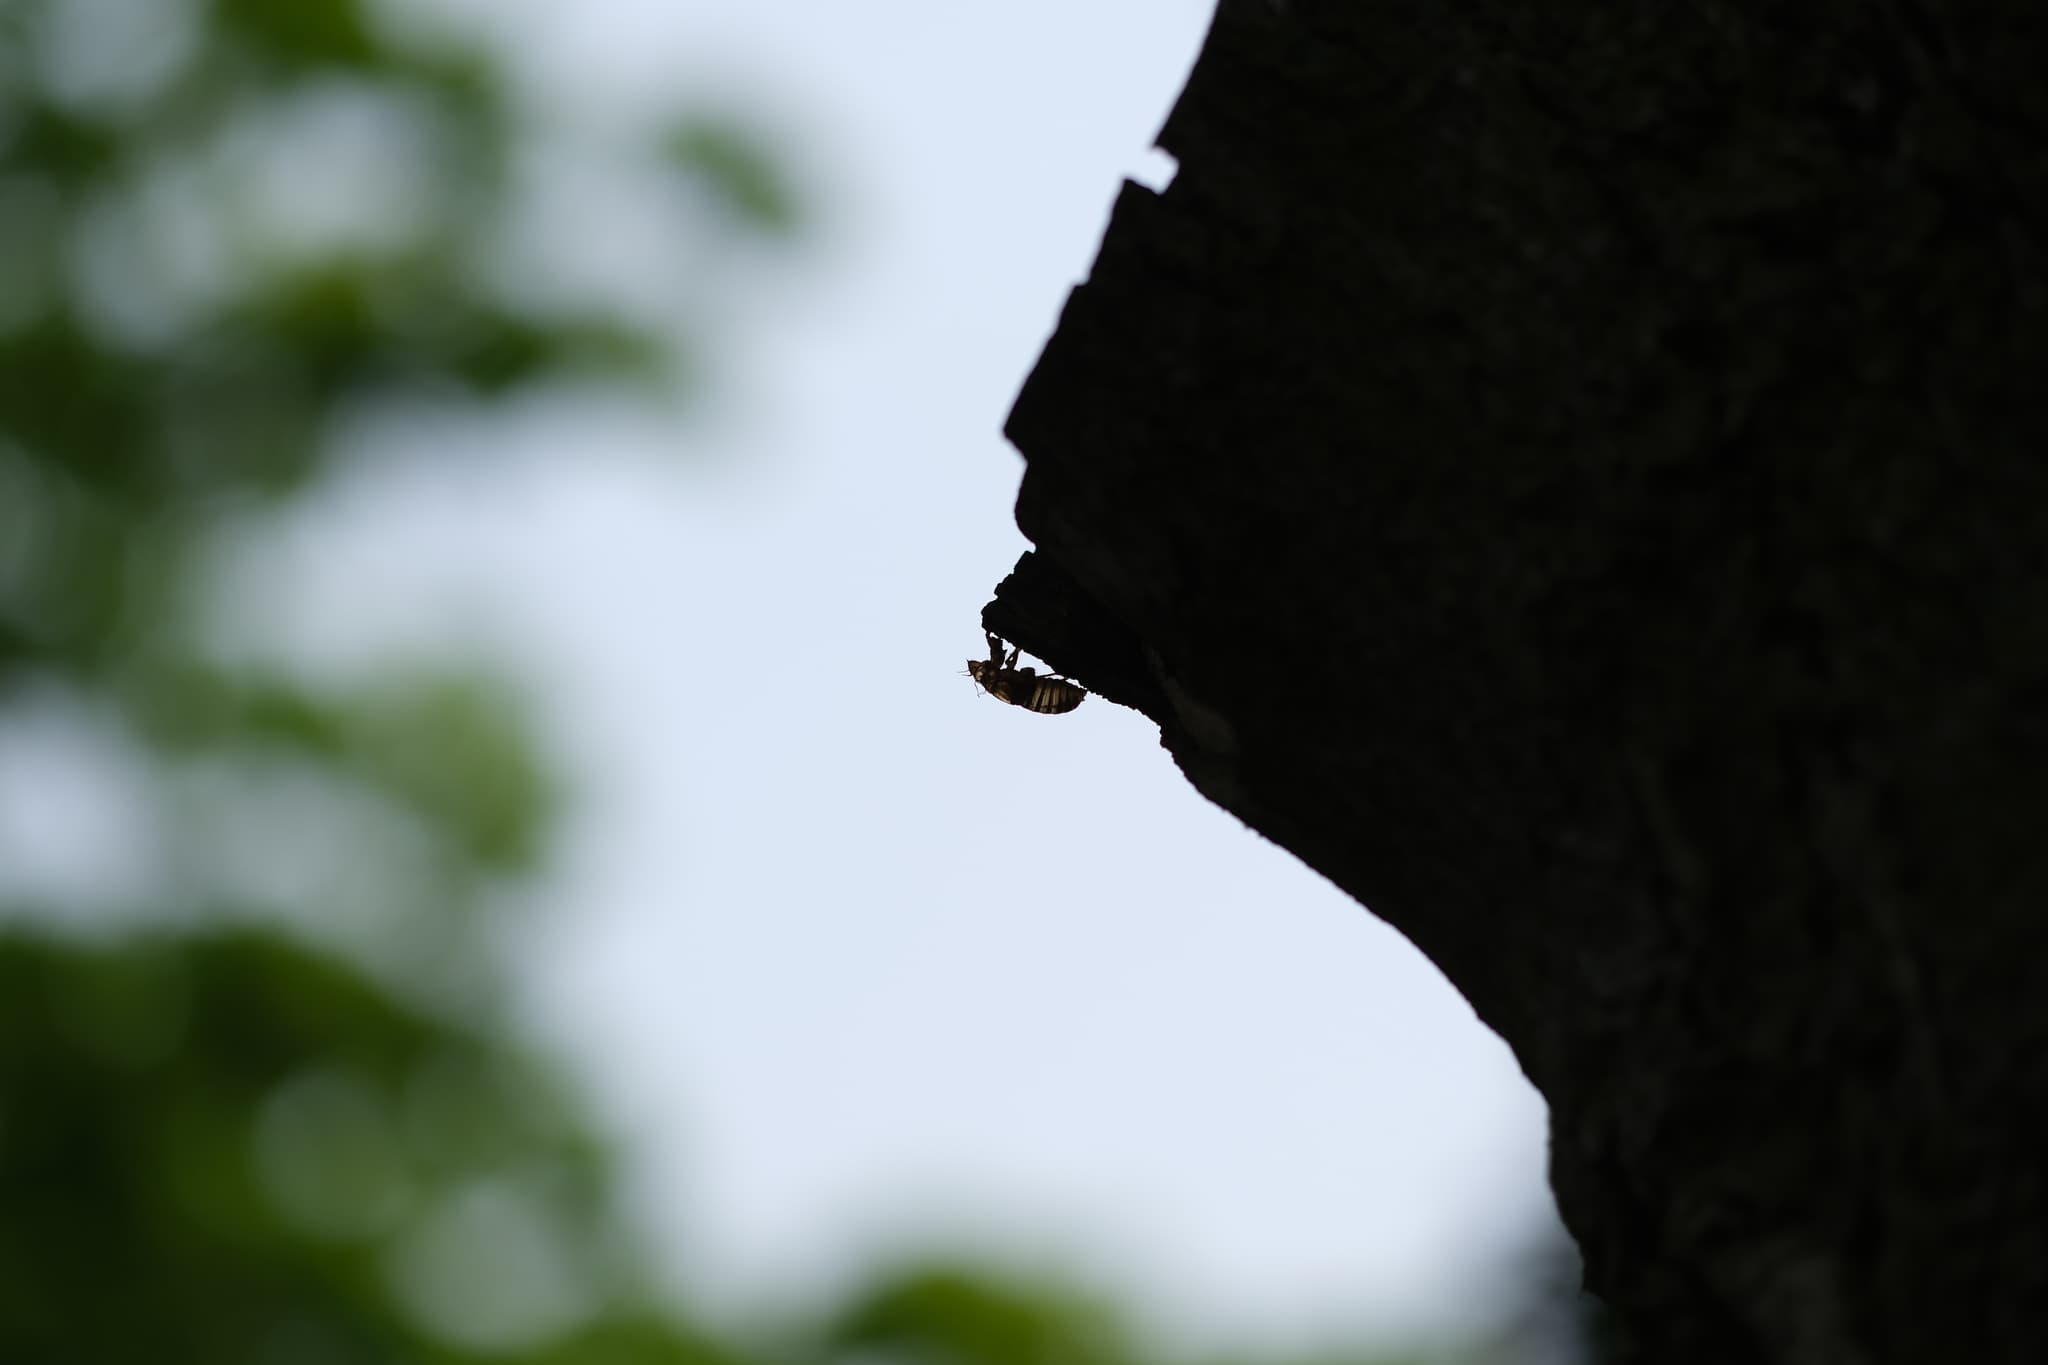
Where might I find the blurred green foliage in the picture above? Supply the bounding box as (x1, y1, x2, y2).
(129, 660, 556, 872)
(0, 1, 1600, 1362)
(828, 1265, 1137, 1365)
(665, 119, 800, 235)
(0, 0, 797, 1357)
(0, 929, 710, 1363)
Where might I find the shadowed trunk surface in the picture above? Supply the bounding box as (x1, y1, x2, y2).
(985, 2, 2048, 1361)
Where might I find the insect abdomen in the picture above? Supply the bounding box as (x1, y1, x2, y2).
(1015, 676, 1085, 713)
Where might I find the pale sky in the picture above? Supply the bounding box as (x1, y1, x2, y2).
(9, 0, 1565, 1352)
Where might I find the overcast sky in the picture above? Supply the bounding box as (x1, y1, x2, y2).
(14, 0, 1564, 1351)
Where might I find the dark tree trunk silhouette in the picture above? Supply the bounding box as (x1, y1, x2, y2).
(986, 3, 2047, 1361)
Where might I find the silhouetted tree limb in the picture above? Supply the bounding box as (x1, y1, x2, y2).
(988, 2, 2047, 1361)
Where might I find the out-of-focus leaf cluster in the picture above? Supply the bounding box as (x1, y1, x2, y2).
(0, 0, 804, 1356)
(826, 1266, 1137, 1365)
(130, 660, 555, 872)
(0, 0, 787, 922)
(0, 930, 707, 1363)
(0, 0, 782, 689)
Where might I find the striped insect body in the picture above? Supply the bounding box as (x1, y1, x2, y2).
(966, 632, 1087, 714)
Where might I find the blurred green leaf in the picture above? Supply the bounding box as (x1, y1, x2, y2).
(342, 670, 557, 871)
(828, 1265, 1136, 1365)
(2, 101, 123, 186)
(0, 319, 157, 494)
(126, 660, 556, 872)
(211, 0, 385, 69)
(667, 117, 801, 233)
(532, 1315, 759, 1365)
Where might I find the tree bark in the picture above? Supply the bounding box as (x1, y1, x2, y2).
(987, 3, 2048, 1361)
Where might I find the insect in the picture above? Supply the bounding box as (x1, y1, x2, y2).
(966, 631, 1087, 714)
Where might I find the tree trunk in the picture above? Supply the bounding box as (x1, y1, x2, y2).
(986, 3, 2048, 1361)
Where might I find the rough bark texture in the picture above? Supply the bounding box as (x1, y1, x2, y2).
(986, 3, 2048, 1361)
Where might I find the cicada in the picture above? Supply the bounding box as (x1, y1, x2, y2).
(966, 631, 1087, 714)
